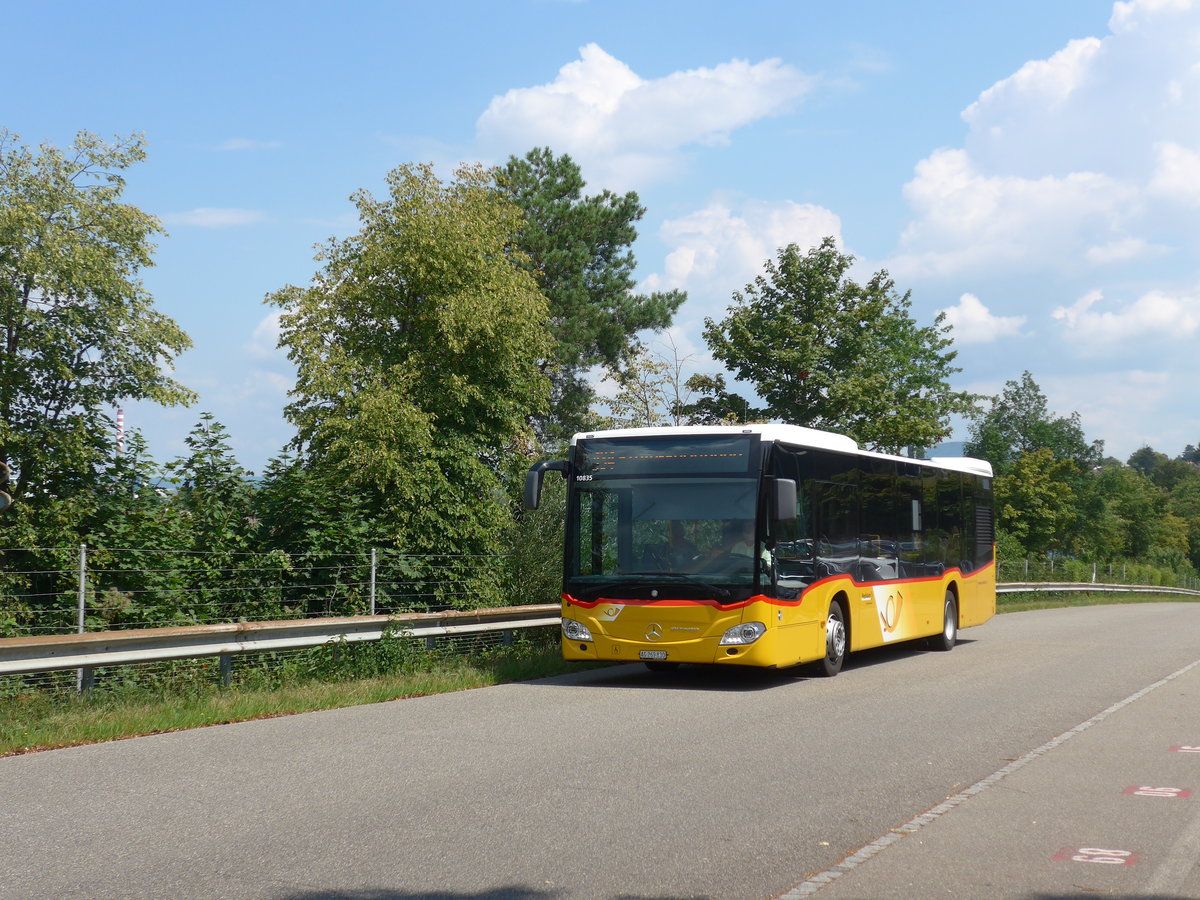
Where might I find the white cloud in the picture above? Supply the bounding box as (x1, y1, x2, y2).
(1149, 140, 1200, 205)
(940, 293, 1026, 343)
(1109, 0, 1194, 34)
(164, 208, 267, 228)
(1052, 286, 1200, 348)
(891, 149, 1135, 279)
(964, 37, 1103, 122)
(214, 138, 282, 152)
(1084, 236, 1164, 263)
(639, 198, 841, 326)
(246, 311, 283, 359)
(476, 43, 813, 190)
(893, 0, 1200, 281)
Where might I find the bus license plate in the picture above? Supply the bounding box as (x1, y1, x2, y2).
(639, 650, 668, 660)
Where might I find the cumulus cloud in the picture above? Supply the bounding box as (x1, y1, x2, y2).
(940, 293, 1026, 343)
(1149, 140, 1200, 205)
(476, 43, 814, 190)
(964, 37, 1103, 122)
(639, 198, 842, 324)
(1052, 286, 1200, 348)
(891, 149, 1135, 279)
(892, 0, 1200, 280)
(164, 208, 266, 228)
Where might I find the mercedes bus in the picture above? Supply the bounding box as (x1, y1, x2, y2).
(524, 424, 995, 675)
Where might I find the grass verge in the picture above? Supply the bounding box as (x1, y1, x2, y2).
(0, 636, 583, 758)
(996, 590, 1198, 613)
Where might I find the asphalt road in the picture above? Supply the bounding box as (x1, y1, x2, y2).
(2, 602, 1199, 900)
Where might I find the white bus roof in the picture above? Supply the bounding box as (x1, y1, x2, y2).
(571, 424, 993, 478)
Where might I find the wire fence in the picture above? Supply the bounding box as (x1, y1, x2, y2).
(0, 545, 527, 638)
(2, 546, 1196, 640)
(994, 557, 1200, 590)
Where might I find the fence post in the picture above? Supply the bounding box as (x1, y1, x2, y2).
(370, 548, 377, 617)
(76, 544, 92, 693)
(219, 654, 233, 687)
(1092, 562, 1097, 584)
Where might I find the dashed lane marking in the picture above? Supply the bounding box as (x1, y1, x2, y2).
(772, 656, 1200, 898)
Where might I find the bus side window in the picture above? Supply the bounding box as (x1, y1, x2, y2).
(859, 458, 898, 580)
(768, 448, 813, 583)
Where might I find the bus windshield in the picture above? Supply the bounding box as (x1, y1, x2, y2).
(567, 475, 761, 591)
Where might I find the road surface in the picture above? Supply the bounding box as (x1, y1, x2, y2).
(2, 602, 1198, 899)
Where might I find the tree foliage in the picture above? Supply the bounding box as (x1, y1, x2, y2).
(965, 371, 1102, 474)
(0, 130, 194, 505)
(268, 162, 552, 567)
(993, 449, 1079, 557)
(496, 148, 685, 446)
(701, 238, 973, 452)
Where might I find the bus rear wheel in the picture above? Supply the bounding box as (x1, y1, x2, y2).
(930, 591, 957, 651)
(810, 601, 846, 677)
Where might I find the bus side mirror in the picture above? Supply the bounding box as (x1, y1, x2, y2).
(773, 478, 797, 521)
(524, 460, 567, 510)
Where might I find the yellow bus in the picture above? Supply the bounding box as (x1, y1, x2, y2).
(524, 424, 995, 676)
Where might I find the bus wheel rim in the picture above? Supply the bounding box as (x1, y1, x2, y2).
(828, 615, 846, 660)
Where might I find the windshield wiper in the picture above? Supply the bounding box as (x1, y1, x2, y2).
(577, 573, 731, 602)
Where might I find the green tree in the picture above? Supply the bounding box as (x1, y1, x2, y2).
(165, 413, 255, 552)
(965, 372, 1101, 475)
(1087, 465, 1189, 563)
(1167, 472, 1200, 569)
(701, 238, 973, 452)
(496, 148, 686, 447)
(268, 162, 552, 593)
(680, 373, 764, 425)
(0, 130, 194, 506)
(1127, 445, 1168, 479)
(601, 339, 701, 428)
(994, 449, 1079, 557)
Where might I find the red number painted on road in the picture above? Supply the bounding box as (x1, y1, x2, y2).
(1054, 847, 1139, 866)
(1123, 785, 1193, 798)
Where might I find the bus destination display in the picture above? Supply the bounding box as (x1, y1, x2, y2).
(575, 435, 756, 477)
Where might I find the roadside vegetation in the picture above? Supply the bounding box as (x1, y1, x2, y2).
(4, 591, 1197, 758)
(0, 632, 582, 757)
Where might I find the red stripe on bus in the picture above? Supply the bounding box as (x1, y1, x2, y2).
(562, 559, 994, 612)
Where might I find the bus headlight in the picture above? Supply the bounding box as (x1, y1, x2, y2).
(562, 618, 594, 643)
(719, 622, 766, 645)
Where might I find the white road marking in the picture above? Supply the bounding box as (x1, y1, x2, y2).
(774, 656, 1200, 898)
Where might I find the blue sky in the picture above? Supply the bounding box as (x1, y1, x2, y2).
(7, 0, 1199, 472)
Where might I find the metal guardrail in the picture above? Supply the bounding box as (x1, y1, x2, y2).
(2, 583, 1198, 681)
(0, 604, 561, 677)
(997, 582, 1200, 597)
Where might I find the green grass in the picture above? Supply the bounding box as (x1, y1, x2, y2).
(4, 592, 1196, 757)
(997, 590, 1199, 613)
(0, 639, 585, 758)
